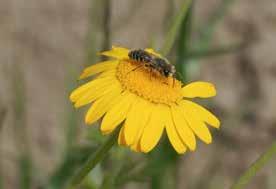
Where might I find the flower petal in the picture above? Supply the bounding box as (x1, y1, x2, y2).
(129, 101, 153, 152)
(85, 89, 122, 124)
(101, 92, 136, 134)
(130, 138, 142, 152)
(129, 128, 144, 152)
(79, 60, 118, 79)
(96, 69, 116, 79)
(144, 48, 162, 58)
(70, 77, 114, 102)
(140, 104, 166, 153)
(74, 79, 120, 108)
(118, 126, 127, 146)
(171, 105, 196, 151)
(179, 102, 212, 144)
(124, 98, 152, 146)
(100, 46, 129, 59)
(181, 81, 216, 98)
(182, 100, 220, 128)
(164, 107, 187, 154)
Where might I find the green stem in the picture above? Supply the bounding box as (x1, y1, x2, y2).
(231, 142, 276, 189)
(185, 41, 247, 60)
(66, 128, 120, 189)
(176, 2, 193, 82)
(0, 107, 6, 189)
(161, 0, 193, 56)
(102, 0, 111, 53)
(196, 0, 235, 49)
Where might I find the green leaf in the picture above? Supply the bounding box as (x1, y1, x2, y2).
(161, 0, 193, 56)
(176, 2, 194, 82)
(231, 142, 276, 189)
(196, 0, 236, 49)
(46, 145, 97, 189)
(66, 127, 120, 189)
(186, 41, 248, 60)
(19, 156, 32, 189)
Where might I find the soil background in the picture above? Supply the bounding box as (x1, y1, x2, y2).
(1, 0, 276, 188)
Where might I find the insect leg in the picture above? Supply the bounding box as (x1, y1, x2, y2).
(126, 64, 144, 75)
(149, 67, 153, 81)
(173, 77, 175, 88)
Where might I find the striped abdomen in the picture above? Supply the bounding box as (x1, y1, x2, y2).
(128, 49, 152, 63)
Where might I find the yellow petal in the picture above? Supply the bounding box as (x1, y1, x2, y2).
(70, 77, 114, 102)
(164, 107, 187, 154)
(118, 126, 127, 146)
(96, 69, 116, 79)
(144, 48, 162, 58)
(74, 79, 120, 108)
(171, 105, 196, 151)
(124, 98, 152, 146)
(140, 104, 166, 153)
(182, 100, 220, 128)
(100, 46, 129, 59)
(79, 60, 118, 79)
(130, 127, 144, 152)
(181, 81, 216, 98)
(179, 102, 212, 144)
(129, 101, 153, 152)
(101, 92, 136, 134)
(130, 139, 142, 152)
(85, 89, 122, 124)
(129, 102, 153, 152)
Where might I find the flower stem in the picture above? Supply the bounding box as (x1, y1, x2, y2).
(231, 142, 276, 189)
(161, 0, 193, 56)
(66, 128, 120, 189)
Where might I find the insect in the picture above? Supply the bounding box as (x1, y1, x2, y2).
(128, 49, 153, 64)
(152, 58, 176, 77)
(128, 49, 176, 78)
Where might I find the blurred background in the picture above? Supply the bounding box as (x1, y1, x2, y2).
(1, 0, 276, 188)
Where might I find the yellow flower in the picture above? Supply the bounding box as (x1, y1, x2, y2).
(70, 46, 220, 154)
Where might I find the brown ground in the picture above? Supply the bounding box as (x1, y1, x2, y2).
(1, 0, 276, 188)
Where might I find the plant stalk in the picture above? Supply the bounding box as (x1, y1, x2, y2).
(161, 0, 193, 56)
(231, 142, 276, 189)
(66, 128, 120, 189)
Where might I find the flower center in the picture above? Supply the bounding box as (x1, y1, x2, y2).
(116, 60, 183, 105)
